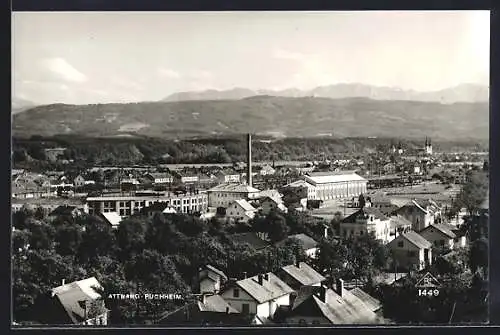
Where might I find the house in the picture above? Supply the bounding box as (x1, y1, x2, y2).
(389, 215, 413, 238)
(48, 205, 85, 220)
(418, 223, 466, 249)
(277, 234, 319, 259)
(226, 199, 258, 223)
(216, 170, 241, 184)
(394, 199, 442, 232)
(383, 163, 396, 174)
(340, 207, 392, 244)
(220, 272, 295, 319)
(39, 277, 109, 325)
(73, 175, 87, 188)
(207, 183, 261, 208)
(278, 262, 326, 290)
(260, 196, 288, 215)
(259, 165, 276, 176)
(387, 231, 432, 271)
(143, 202, 171, 218)
(199, 265, 228, 294)
(281, 280, 382, 325)
(99, 212, 122, 229)
(232, 232, 270, 251)
(176, 173, 199, 184)
(145, 172, 173, 185)
(158, 294, 246, 326)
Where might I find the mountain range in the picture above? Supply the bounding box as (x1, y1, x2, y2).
(12, 96, 489, 141)
(163, 83, 489, 104)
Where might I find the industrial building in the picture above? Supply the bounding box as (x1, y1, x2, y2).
(302, 171, 368, 201)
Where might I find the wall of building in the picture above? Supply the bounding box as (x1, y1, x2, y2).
(221, 287, 258, 315)
(389, 239, 431, 271)
(305, 180, 368, 201)
(419, 228, 454, 249)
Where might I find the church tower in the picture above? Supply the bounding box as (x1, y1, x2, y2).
(425, 137, 433, 155)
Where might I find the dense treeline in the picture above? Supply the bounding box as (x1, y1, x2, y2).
(12, 135, 488, 170)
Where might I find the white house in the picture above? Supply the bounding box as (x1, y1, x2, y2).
(220, 272, 294, 319)
(216, 170, 241, 184)
(207, 183, 261, 208)
(277, 234, 319, 259)
(387, 231, 432, 271)
(418, 223, 466, 249)
(259, 165, 276, 176)
(302, 171, 368, 201)
(340, 207, 392, 244)
(99, 212, 122, 229)
(198, 265, 228, 294)
(226, 199, 258, 223)
(394, 199, 442, 232)
(73, 175, 86, 188)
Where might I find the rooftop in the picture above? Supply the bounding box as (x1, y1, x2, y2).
(280, 262, 326, 286)
(305, 171, 367, 185)
(208, 183, 261, 193)
(421, 223, 457, 239)
(232, 232, 270, 250)
(233, 199, 257, 212)
(342, 207, 389, 223)
(282, 234, 319, 250)
(399, 231, 432, 249)
(235, 272, 295, 304)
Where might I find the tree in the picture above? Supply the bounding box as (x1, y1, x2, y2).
(358, 193, 366, 208)
(28, 221, 56, 251)
(457, 171, 488, 215)
(54, 223, 83, 256)
(116, 218, 147, 259)
(267, 212, 289, 243)
(78, 217, 117, 263)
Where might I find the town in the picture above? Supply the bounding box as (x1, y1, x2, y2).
(12, 134, 489, 325)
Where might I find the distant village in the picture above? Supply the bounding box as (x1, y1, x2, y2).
(12, 134, 489, 326)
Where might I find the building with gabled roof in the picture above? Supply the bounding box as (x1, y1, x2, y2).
(39, 277, 109, 325)
(232, 232, 270, 251)
(226, 199, 257, 223)
(387, 231, 432, 271)
(99, 212, 122, 229)
(199, 265, 229, 294)
(260, 196, 288, 215)
(281, 280, 383, 325)
(144, 172, 173, 184)
(394, 199, 442, 232)
(278, 262, 325, 290)
(158, 294, 246, 326)
(207, 183, 261, 208)
(418, 223, 466, 249)
(220, 272, 295, 319)
(302, 171, 368, 201)
(276, 234, 319, 259)
(340, 207, 392, 244)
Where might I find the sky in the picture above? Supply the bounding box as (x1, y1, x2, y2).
(12, 11, 490, 105)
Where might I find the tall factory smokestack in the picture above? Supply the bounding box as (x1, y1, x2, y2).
(247, 133, 252, 187)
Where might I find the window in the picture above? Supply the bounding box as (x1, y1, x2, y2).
(242, 303, 250, 314)
(119, 209, 125, 216)
(233, 289, 240, 298)
(360, 230, 364, 235)
(120, 202, 125, 207)
(370, 216, 374, 222)
(397, 241, 404, 248)
(135, 202, 139, 207)
(439, 240, 445, 246)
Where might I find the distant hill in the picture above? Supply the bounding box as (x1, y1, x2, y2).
(12, 96, 488, 141)
(163, 83, 489, 104)
(12, 97, 37, 114)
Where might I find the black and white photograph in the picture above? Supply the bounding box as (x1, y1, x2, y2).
(11, 10, 490, 327)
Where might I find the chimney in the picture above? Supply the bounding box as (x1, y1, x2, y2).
(62, 279, 66, 286)
(247, 133, 252, 187)
(295, 260, 301, 268)
(316, 285, 327, 303)
(226, 307, 230, 314)
(201, 293, 207, 305)
(257, 274, 263, 285)
(263, 273, 269, 281)
(242, 271, 247, 279)
(336, 278, 344, 297)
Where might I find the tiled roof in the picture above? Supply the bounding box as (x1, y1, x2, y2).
(48, 205, 79, 216)
(389, 215, 413, 229)
(236, 273, 295, 304)
(51, 277, 105, 324)
(305, 172, 367, 185)
(421, 224, 456, 239)
(205, 265, 228, 281)
(232, 232, 269, 250)
(285, 234, 318, 250)
(342, 207, 388, 223)
(233, 199, 257, 212)
(349, 287, 382, 312)
(208, 183, 260, 193)
(401, 231, 432, 249)
(291, 286, 379, 324)
(100, 212, 122, 227)
(281, 262, 326, 286)
(148, 172, 171, 179)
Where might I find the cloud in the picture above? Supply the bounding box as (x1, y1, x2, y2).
(110, 77, 143, 91)
(272, 48, 306, 61)
(41, 57, 87, 83)
(158, 67, 181, 79)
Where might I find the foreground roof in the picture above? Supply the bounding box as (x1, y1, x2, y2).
(235, 273, 295, 304)
(398, 231, 432, 249)
(281, 262, 326, 286)
(420, 223, 456, 239)
(100, 212, 122, 227)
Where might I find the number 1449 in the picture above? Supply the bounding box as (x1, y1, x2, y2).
(418, 289, 440, 297)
